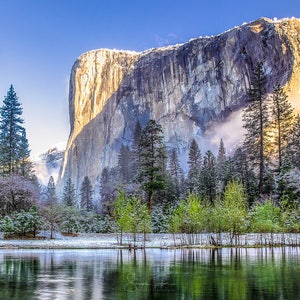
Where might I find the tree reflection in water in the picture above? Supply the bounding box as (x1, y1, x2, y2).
(0, 247, 299, 299)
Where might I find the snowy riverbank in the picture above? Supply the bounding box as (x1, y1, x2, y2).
(1, 232, 300, 249)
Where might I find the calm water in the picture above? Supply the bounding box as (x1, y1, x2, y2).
(0, 247, 299, 299)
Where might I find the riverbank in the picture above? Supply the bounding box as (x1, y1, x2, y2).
(1, 232, 300, 249)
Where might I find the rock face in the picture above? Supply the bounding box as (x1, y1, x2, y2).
(33, 145, 65, 186)
(59, 17, 300, 192)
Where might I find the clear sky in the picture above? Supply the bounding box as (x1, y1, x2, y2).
(0, 0, 299, 155)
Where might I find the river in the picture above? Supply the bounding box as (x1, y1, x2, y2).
(0, 247, 299, 299)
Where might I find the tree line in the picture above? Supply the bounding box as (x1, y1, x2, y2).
(0, 61, 299, 238)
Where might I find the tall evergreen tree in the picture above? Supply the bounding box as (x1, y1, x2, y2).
(46, 176, 57, 205)
(168, 149, 183, 179)
(242, 62, 269, 195)
(99, 166, 118, 214)
(139, 119, 166, 211)
(117, 144, 131, 184)
(130, 121, 142, 181)
(288, 114, 300, 169)
(17, 128, 34, 178)
(62, 178, 77, 207)
(80, 176, 93, 211)
(216, 138, 227, 193)
(187, 139, 201, 193)
(0, 85, 32, 177)
(270, 85, 294, 173)
(168, 149, 184, 200)
(232, 147, 258, 205)
(199, 150, 217, 203)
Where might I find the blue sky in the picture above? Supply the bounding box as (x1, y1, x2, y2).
(0, 0, 299, 155)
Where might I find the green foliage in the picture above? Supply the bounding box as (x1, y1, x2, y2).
(168, 149, 185, 201)
(208, 199, 225, 234)
(80, 176, 93, 211)
(271, 85, 295, 172)
(169, 193, 207, 234)
(288, 114, 300, 168)
(250, 200, 282, 233)
(113, 190, 152, 244)
(100, 166, 119, 214)
(139, 119, 167, 211)
(232, 147, 258, 204)
(199, 150, 217, 202)
(216, 138, 228, 193)
(113, 190, 132, 238)
(222, 180, 248, 236)
(42, 204, 62, 238)
(243, 62, 269, 194)
(135, 198, 152, 235)
(12, 206, 43, 237)
(0, 216, 15, 235)
(90, 214, 114, 233)
(151, 205, 171, 233)
(62, 177, 77, 207)
(279, 195, 300, 233)
(46, 176, 57, 205)
(187, 139, 201, 193)
(117, 144, 131, 184)
(60, 205, 80, 234)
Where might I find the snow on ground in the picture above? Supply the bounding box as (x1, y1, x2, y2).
(1, 233, 300, 249)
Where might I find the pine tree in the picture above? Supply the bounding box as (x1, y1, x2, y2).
(130, 121, 142, 181)
(216, 138, 227, 193)
(242, 62, 269, 195)
(80, 176, 93, 211)
(17, 128, 34, 178)
(168, 149, 184, 200)
(139, 119, 166, 211)
(168, 149, 183, 179)
(199, 150, 217, 203)
(0, 85, 32, 177)
(46, 176, 57, 205)
(117, 144, 131, 184)
(62, 178, 77, 207)
(187, 139, 201, 193)
(271, 85, 295, 173)
(287, 114, 300, 169)
(99, 166, 118, 214)
(232, 147, 258, 205)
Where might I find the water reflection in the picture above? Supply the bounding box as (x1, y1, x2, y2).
(0, 247, 299, 299)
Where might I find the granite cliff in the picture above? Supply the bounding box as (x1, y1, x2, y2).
(58, 17, 300, 192)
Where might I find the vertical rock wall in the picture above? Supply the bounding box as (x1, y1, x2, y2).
(59, 17, 300, 192)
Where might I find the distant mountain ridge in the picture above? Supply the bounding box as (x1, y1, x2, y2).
(57, 17, 300, 192)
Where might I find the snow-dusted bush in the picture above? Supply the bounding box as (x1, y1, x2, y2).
(151, 206, 170, 233)
(60, 205, 80, 234)
(11, 206, 43, 237)
(0, 215, 14, 236)
(41, 204, 62, 239)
